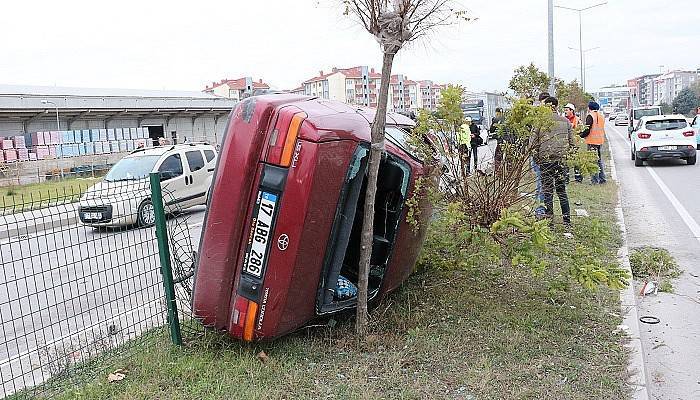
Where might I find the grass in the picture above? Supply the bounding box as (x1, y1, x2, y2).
(44, 174, 629, 399)
(0, 177, 100, 210)
(629, 246, 681, 293)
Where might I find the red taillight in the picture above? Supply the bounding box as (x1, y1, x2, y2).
(231, 295, 259, 341)
(683, 130, 695, 137)
(267, 108, 307, 167)
(637, 133, 651, 139)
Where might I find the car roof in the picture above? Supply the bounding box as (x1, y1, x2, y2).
(127, 143, 215, 158)
(639, 114, 687, 122)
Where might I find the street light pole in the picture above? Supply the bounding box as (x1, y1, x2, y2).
(41, 100, 60, 131)
(548, 0, 555, 95)
(555, 2, 607, 91)
(568, 46, 599, 91)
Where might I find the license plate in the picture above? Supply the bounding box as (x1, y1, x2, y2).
(85, 212, 102, 220)
(243, 191, 278, 278)
(659, 146, 676, 151)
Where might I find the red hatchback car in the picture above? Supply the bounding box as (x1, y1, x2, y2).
(192, 94, 432, 341)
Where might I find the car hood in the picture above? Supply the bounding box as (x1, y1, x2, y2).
(81, 179, 150, 203)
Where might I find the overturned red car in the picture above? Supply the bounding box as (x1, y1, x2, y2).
(192, 94, 432, 341)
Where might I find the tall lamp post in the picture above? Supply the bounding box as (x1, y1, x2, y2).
(567, 46, 600, 91)
(555, 2, 606, 91)
(41, 99, 61, 131)
(547, 0, 555, 95)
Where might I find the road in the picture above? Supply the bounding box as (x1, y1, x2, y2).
(0, 206, 205, 397)
(607, 123, 700, 400)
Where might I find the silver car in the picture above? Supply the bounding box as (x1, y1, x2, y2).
(614, 114, 629, 126)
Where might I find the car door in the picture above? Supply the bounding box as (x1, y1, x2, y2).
(156, 152, 187, 211)
(183, 148, 209, 208)
(692, 116, 700, 147)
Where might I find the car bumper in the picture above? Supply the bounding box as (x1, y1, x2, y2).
(78, 200, 139, 227)
(636, 146, 695, 160)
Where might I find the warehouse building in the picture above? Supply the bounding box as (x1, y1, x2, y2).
(0, 85, 237, 146)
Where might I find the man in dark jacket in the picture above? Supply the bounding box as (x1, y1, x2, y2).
(531, 97, 576, 225)
(464, 117, 482, 173)
(490, 107, 510, 171)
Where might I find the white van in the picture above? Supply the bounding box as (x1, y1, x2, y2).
(79, 143, 217, 227)
(628, 106, 662, 136)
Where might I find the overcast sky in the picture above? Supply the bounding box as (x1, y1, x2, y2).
(1, 0, 698, 94)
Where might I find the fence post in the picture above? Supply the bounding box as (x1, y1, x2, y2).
(149, 172, 183, 345)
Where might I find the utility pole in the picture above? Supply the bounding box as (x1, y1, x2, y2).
(548, 0, 555, 95)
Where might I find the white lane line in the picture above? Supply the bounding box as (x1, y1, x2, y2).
(608, 125, 700, 242)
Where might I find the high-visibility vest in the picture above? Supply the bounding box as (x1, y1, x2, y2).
(458, 125, 471, 145)
(586, 111, 605, 145)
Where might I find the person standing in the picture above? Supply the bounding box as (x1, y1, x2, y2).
(580, 101, 607, 184)
(490, 107, 511, 171)
(531, 97, 575, 225)
(458, 121, 472, 176)
(467, 117, 482, 172)
(563, 103, 583, 182)
(532, 92, 551, 216)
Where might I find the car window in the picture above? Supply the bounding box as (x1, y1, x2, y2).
(645, 119, 688, 131)
(158, 154, 183, 180)
(204, 149, 216, 162)
(634, 108, 661, 120)
(385, 126, 418, 158)
(104, 155, 160, 182)
(185, 150, 205, 172)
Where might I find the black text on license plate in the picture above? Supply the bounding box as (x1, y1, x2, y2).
(243, 191, 277, 278)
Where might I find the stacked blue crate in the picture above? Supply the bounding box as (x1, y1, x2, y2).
(123, 129, 131, 140)
(78, 143, 86, 156)
(82, 130, 91, 143)
(115, 128, 123, 140)
(99, 129, 108, 141)
(85, 142, 95, 155)
(107, 129, 116, 141)
(95, 142, 104, 154)
(118, 140, 128, 152)
(109, 140, 119, 153)
(126, 140, 135, 151)
(73, 130, 82, 143)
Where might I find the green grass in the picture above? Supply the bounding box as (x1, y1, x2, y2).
(47, 179, 629, 400)
(0, 177, 100, 210)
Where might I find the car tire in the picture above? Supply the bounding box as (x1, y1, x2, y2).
(631, 148, 635, 160)
(137, 199, 156, 227)
(634, 157, 644, 167)
(688, 155, 697, 166)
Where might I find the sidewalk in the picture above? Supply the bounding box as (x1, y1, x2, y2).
(0, 203, 79, 239)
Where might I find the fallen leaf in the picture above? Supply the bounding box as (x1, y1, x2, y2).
(257, 351, 269, 364)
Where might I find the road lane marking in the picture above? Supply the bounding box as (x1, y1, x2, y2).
(608, 125, 700, 242)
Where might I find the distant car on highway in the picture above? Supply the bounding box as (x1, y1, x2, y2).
(608, 112, 618, 121)
(614, 114, 629, 126)
(79, 143, 217, 227)
(690, 115, 700, 150)
(192, 95, 433, 341)
(630, 115, 696, 167)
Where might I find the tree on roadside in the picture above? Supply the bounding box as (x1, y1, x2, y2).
(508, 63, 550, 100)
(660, 102, 673, 114)
(672, 88, 700, 116)
(555, 79, 593, 113)
(341, 0, 472, 336)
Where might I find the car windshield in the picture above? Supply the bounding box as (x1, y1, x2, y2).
(634, 108, 661, 120)
(104, 155, 161, 182)
(645, 119, 688, 131)
(385, 126, 419, 159)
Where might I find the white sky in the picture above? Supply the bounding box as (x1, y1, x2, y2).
(1, 0, 698, 93)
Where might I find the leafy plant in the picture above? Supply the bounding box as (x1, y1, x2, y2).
(629, 247, 681, 280)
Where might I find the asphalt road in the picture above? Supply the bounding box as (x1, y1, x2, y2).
(0, 206, 205, 397)
(607, 123, 700, 400)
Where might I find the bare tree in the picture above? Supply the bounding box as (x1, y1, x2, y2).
(342, 0, 471, 336)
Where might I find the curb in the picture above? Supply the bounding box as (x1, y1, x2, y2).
(0, 204, 80, 240)
(609, 153, 650, 400)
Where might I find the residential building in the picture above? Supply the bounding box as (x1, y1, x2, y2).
(652, 70, 699, 105)
(203, 77, 270, 101)
(591, 85, 631, 110)
(299, 66, 449, 112)
(628, 74, 660, 106)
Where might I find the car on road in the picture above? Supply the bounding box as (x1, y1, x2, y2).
(193, 94, 433, 341)
(79, 143, 217, 227)
(630, 115, 696, 167)
(608, 112, 618, 121)
(628, 105, 662, 135)
(690, 115, 700, 150)
(614, 114, 629, 126)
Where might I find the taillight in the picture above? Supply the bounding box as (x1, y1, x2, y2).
(267, 109, 307, 167)
(683, 130, 695, 137)
(231, 295, 259, 341)
(637, 133, 651, 139)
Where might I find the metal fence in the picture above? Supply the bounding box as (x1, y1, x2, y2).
(0, 173, 197, 398)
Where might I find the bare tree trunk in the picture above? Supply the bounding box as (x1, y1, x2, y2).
(356, 50, 395, 336)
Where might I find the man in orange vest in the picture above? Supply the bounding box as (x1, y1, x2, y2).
(579, 101, 607, 184)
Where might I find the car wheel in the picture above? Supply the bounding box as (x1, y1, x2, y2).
(631, 148, 635, 160)
(688, 155, 697, 165)
(634, 156, 644, 167)
(137, 199, 156, 227)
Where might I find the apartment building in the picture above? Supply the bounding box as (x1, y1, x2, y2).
(652, 70, 699, 105)
(627, 74, 660, 106)
(203, 77, 270, 101)
(300, 66, 446, 113)
(591, 85, 631, 110)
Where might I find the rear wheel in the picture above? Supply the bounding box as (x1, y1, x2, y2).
(688, 155, 697, 165)
(635, 157, 644, 167)
(137, 199, 156, 227)
(631, 147, 636, 160)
